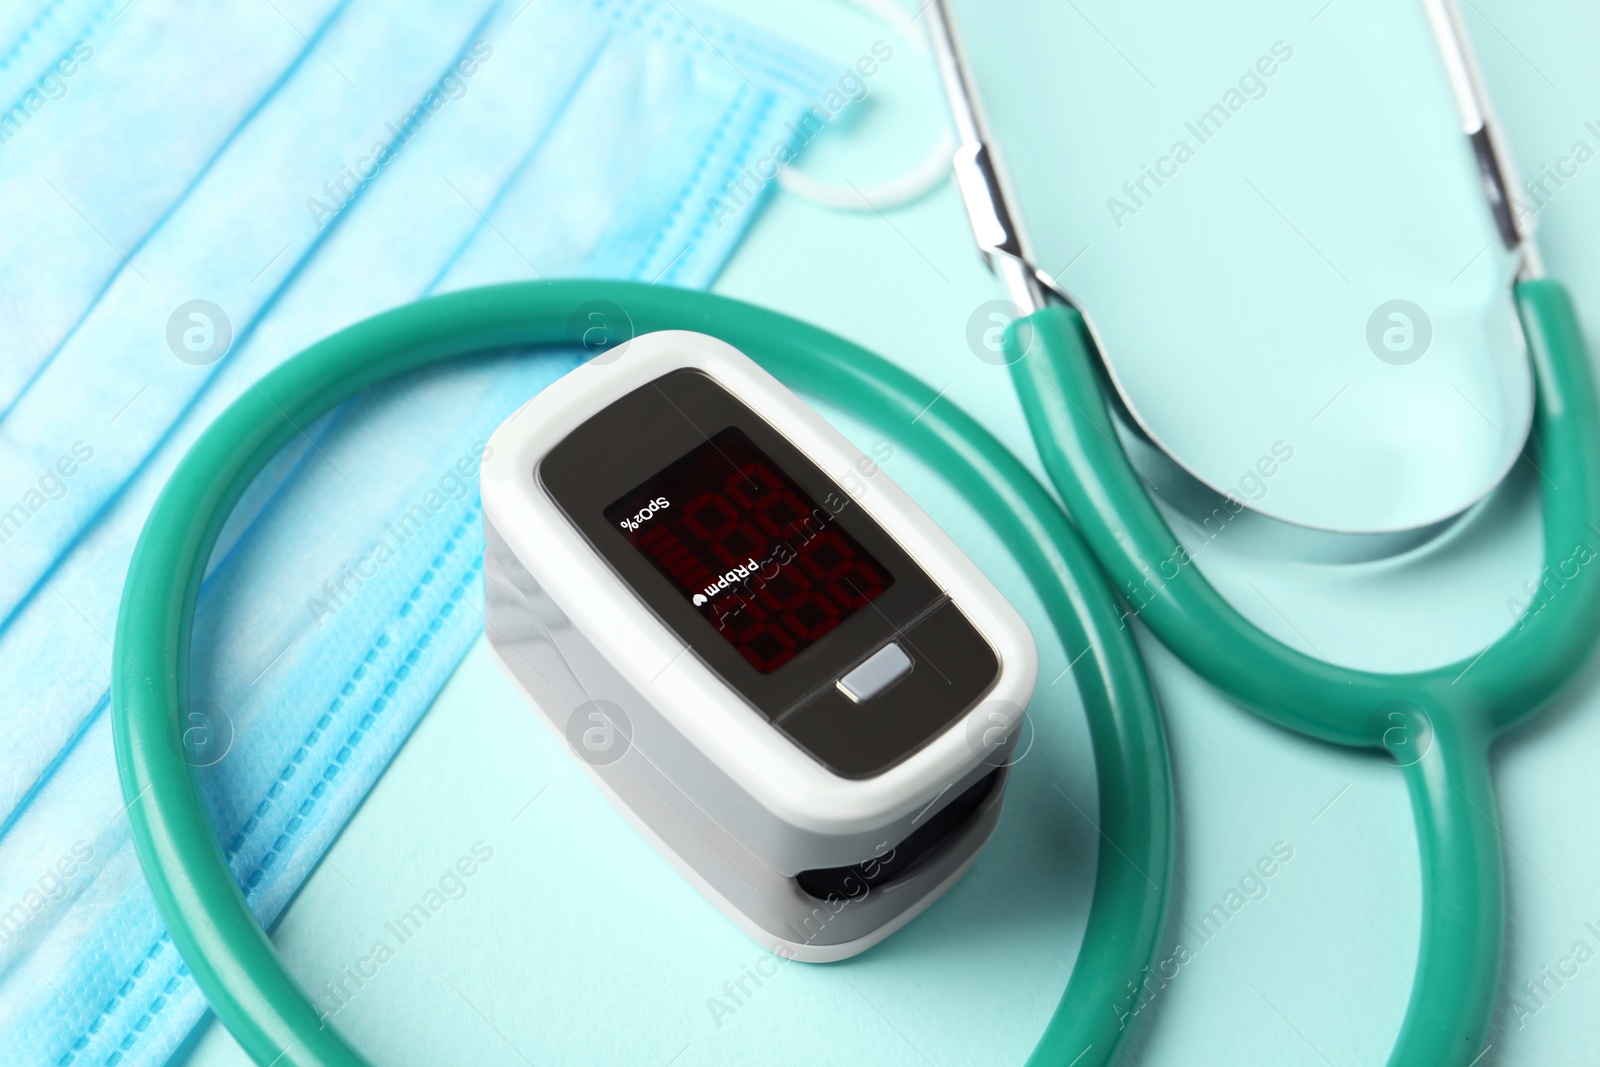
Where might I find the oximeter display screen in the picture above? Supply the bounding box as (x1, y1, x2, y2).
(605, 427, 894, 674)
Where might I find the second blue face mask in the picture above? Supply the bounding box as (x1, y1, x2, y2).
(0, 0, 840, 1063)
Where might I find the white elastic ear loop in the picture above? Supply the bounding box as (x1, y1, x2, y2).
(776, 0, 955, 211)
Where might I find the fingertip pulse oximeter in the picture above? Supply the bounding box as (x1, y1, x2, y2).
(481, 330, 1036, 961)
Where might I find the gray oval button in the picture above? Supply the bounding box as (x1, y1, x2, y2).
(836, 642, 913, 703)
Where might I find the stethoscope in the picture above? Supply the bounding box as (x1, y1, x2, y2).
(111, 1, 1599, 1065)
(925, 0, 1599, 1062)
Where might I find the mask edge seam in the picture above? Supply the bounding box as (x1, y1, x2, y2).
(56, 505, 486, 1065)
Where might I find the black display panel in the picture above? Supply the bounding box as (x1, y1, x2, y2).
(540, 368, 999, 775)
(605, 428, 894, 674)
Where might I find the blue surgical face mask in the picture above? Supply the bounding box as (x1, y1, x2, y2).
(0, 0, 835, 1062)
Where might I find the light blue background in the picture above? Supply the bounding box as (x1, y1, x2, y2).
(179, 1, 1600, 1064)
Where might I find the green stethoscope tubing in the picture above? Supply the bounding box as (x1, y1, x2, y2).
(111, 280, 1170, 1067)
(108, 278, 1597, 1066)
(1005, 277, 1600, 1065)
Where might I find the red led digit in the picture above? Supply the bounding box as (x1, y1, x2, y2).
(708, 519, 770, 568)
(606, 427, 894, 674)
(682, 491, 739, 541)
(726, 462, 783, 511)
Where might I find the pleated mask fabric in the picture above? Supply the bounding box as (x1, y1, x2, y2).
(0, 0, 835, 1062)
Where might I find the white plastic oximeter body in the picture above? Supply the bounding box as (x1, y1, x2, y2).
(480, 330, 1037, 961)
